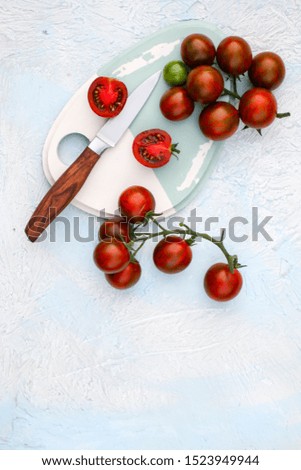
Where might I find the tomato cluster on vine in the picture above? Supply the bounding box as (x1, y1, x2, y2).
(93, 185, 243, 301)
(160, 34, 289, 140)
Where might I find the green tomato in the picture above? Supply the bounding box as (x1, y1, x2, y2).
(163, 60, 188, 86)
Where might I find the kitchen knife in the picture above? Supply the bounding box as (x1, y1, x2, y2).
(25, 70, 161, 242)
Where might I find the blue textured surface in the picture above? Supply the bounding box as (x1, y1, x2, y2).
(1, 0, 301, 450)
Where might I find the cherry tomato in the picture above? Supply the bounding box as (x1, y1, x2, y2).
(216, 36, 252, 75)
(239, 88, 277, 128)
(99, 217, 131, 243)
(105, 261, 141, 289)
(163, 60, 188, 86)
(181, 33, 216, 68)
(93, 238, 130, 274)
(204, 263, 243, 301)
(119, 185, 155, 224)
(87, 76, 128, 118)
(153, 235, 192, 274)
(199, 102, 239, 141)
(186, 66, 224, 104)
(160, 87, 194, 121)
(132, 129, 179, 168)
(248, 51, 285, 90)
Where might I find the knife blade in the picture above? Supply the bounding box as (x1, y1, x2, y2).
(25, 70, 161, 242)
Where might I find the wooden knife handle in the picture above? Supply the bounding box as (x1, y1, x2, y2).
(25, 147, 101, 242)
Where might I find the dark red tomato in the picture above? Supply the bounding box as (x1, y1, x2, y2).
(216, 36, 252, 75)
(87, 76, 128, 117)
(93, 238, 130, 274)
(199, 102, 239, 141)
(99, 217, 131, 243)
(153, 235, 192, 274)
(181, 33, 216, 68)
(105, 261, 141, 289)
(186, 66, 224, 104)
(248, 51, 285, 90)
(239, 88, 277, 128)
(132, 129, 179, 168)
(119, 185, 155, 224)
(160, 87, 194, 121)
(204, 263, 243, 302)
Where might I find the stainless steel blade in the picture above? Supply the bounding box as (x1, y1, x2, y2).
(88, 70, 161, 153)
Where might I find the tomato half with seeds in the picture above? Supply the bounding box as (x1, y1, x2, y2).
(87, 76, 128, 117)
(204, 263, 243, 302)
(239, 88, 277, 129)
(181, 33, 216, 68)
(132, 129, 179, 168)
(160, 87, 194, 121)
(93, 238, 130, 274)
(186, 66, 224, 104)
(248, 51, 285, 90)
(153, 235, 192, 274)
(119, 185, 155, 224)
(105, 261, 141, 289)
(99, 217, 131, 243)
(199, 102, 239, 141)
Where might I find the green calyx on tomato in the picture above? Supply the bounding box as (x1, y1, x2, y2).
(132, 129, 180, 168)
(87, 76, 128, 118)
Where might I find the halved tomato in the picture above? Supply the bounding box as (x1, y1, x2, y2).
(87, 76, 128, 118)
(132, 129, 180, 168)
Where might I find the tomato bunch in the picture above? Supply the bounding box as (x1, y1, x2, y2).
(160, 33, 289, 140)
(93, 185, 243, 301)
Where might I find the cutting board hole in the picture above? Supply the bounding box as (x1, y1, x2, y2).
(58, 133, 89, 166)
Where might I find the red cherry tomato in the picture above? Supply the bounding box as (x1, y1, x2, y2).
(204, 263, 243, 301)
(186, 66, 224, 104)
(216, 36, 252, 75)
(248, 51, 285, 90)
(239, 88, 277, 128)
(87, 76, 128, 118)
(93, 238, 130, 274)
(132, 129, 179, 168)
(153, 235, 192, 274)
(181, 33, 216, 68)
(119, 185, 155, 224)
(160, 87, 194, 121)
(199, 102, 239, 141)
(105, 261, 141, 289)
(99, 217, 131, 243)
